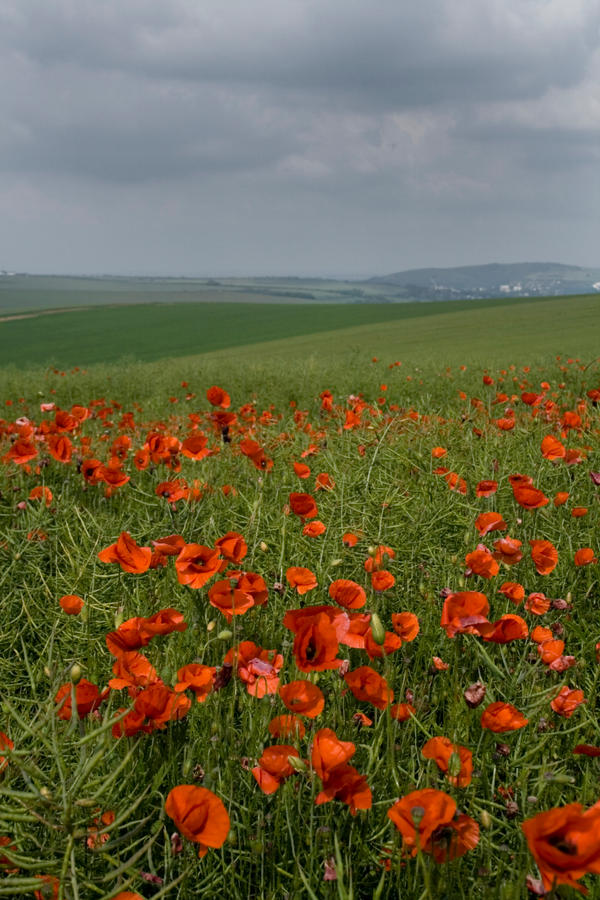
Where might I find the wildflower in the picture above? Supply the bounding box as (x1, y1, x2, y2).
(165, 785, 230, 857)
(59, 594, 84, 615)
(522, 802, 600, 894)
(98, 532, 152, 574)
(481, 702, 528, 733)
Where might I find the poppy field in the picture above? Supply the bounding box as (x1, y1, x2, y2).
(1, 347, 600, 898)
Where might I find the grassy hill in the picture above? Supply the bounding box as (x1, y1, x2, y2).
(1, 292, 599, 371)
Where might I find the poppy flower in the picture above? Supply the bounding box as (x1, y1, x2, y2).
(529, 539, 558, 575)
(206, 386, 231, 408)
(492, 536, 523, 565)
(571, 507, 588, 518)
(291, 616, 342, 672)
(538, 640, 565, 665)
(440, 591, 489, 638)
(4, 438, 38, 465)
(522, 802, 600, 894)
(34, 876, 59, 900)
(224, 641, 284, 697)
(554, 491, 570, 506)
(134, 684, 191, 730)
(329, 579, 366, 610)
(105, 609, 187, 656)
(207, 579, 255, 621)
(165, 785, 230, 856)
(364, 545, 395, 572)
(315, 764, 372, 815)
(474, 512, 507, 537)
(476, 480, 498, 497)
(239, 438, 273, 471)
(151, 534, 185, 556)
(525, 592, 550, 615)
(391, 612, 420, 641)
(480, 614, 528, 644)
(311, 728, 355, 779)
(531, 625, 554, 644)
(98, 532, 152, 575)
(344, 666, 393, 710)
(214, 531, 247, 563)
(512, 484, 549, 510)
(175, 544, 221, 589)
(279, 680, 325, 718)
(302, 520, 327, 537)
(59, 594, 84, 615)
(0, 732, 14, 771)
(29, 485, 53, 507)
(109, 651, 159, 694)
(289, 492, 318, 519)
(181, 434, 211, 460)
(572, 745, 600, 757)
(47, 434, 73, 464)
(481, 701, 528, 732)
(252, 745, 299, 794)
(293, 461, 311, 478)
(387, 788, 457, 856)
(286, 566, 318, 595)
(574, 548, 597, 567)
(390, 702, 416, 721)
(342, 532, 359, 547)
(268, 715, 306, 739)
(498, 582, 525, 604)
(55, 680, 108, 721)
(465, 548, 499, 579)
(431, 447, 447, 458)
(421, 737, 473, 788)
(174, 664, 215, 703)
(551, 686, 585, 718)
(541, 435, 566, 460)
(371, 569, 395, 591)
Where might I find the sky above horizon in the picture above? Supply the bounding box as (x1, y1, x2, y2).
(1, 0, 599, 277)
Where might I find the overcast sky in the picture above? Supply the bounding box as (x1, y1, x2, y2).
(1, 0, 599, 276)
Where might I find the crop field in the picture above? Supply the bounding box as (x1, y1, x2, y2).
(1, 292, 599, 369)
(1, 331, 600, 899)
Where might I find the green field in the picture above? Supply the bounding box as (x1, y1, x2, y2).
(2, 292, 599, 370)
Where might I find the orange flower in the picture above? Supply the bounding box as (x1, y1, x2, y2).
(498, 581, 525, 604)
(538, 640, 565, 665)
(98, 532, 152, 574)
(554, 491, 570, 506)
(134, 683, 191, 730)
(224, 641, 284, 697)
(541, 435, 566, 460)
(522, 802, 600, 894)
(252, 744, 299, 794)
(206, 385, 231, 408)
(315, 472, 335, 491)
(529, 539, 558, 575)
(431, 447, 447, 458)
(289, 492, 318, 519)
(0, 732, 14, 772)
(465, 548, 499, 579)
(525, 592, 550, 615)
(370, 570, 395, 591)
(175, 544, 221, 589)
(344, 666, 393, 710)
(390, 702, 416, 721)
(391, 612, 420, 641)
(207, 579, 255, 621)
(286, 566, 318, 595)
(174, 664, 215, 703)
(474, 512, 506, 537)
(574, 548, 597, 566)
(315, 764, 372, 815)
(214, 531, 247, 563)
(165, 785, 230, 856)
(551, 686, 585, 718)
(440, 591, 489, 638)
(29, 485, 53, 507)
(572, 506, 588, 517)
(480, 614, 528, 644)
(59, 594, 84, 615)
(268, 715, 306, 739)
(329, 579, 366, 609)
(475, 480, 498, 497)
(55, 680, 108, 721)
(311, 728, 355, 779)
(512, 484, 549, 510)
(293, 461, 311, 478)
(279, 680, 325, 718)
(492, 536, 523, 565)
(481, 701, 528, 732)
(421, 737, 472, 788)
(387, 788, 456, 856)
(342, 531, 359, 547)
(302, 520, 326, 537)
(108, 651, 159, 695)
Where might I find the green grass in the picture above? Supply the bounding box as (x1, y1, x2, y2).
(2, 292, 599, 369)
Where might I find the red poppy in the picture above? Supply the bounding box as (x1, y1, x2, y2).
(315, 764, 372, 815)
(98, 532, 152, 574)
(512, 484, 549, 510)
(224, 641, 284, 697)
(342, 531, 359, 547)
(55, 680, 108, 721)
(303, 520, 327, 537)
(174, 664, 215, 703)
(328, 579, 366, 610)
(529, 539, 558, 575)
(286, 566, 318, 595)
(390, 702, 416, 721)
(206, 386, 231, 409)
(175, 544, 221, 589)
(474, 512, 507, 537)
(29, 485, 53, 507)
(498, 582, 525, 604)
(207, 579, 255, 621)
(481, 701, 528, 732)
(165, 785, 230, 856)
(541, 435, 566, 460)
(422, 737, 473, 788)
(387, 788, 456, 856)
(344, 666, 393, 710)
(279, 680, 325, 718)
(289, 492, 318, 519)
(108, 651, 159, 695)
(214, 531, 247, 563)
(391, 612, 420, 641)
(252, 745, 299, 794)
(492, 536, 523, 565)
(0, 732, 14, 772)
(551, 686, 585, 718)
(574, 548, 597, 566)
(465, 548, 499, 579)
(480, 614, 528, 644)
(525, 592, 550, 615)
(522, 802, 600, 894)
(554, 491, 570, 506)
(440, 591, 489, 638)
(293, 461, 311, 478)
(59, 594, 84, 615)
(476, 480, 498, 497)
(311, 728, 355, 779)
(268, 715, 306, 739)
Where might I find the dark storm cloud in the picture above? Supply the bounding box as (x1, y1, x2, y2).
(0, 0, 598, 273)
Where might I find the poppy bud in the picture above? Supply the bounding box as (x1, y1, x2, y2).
(114, 609, 124, 629)
(44, 665, 52, 678)
(287, 755, 307, 773)
(457, 575, 465, 588)
(479, 810, 491, 829)
(450, 555, 457, 564)
(259, 541, 268, 552)
(447, 752, 462, 778)
(206, 619, 216, 632)
(70, 664, 82, 685)
(370, 613, 386, 645)
(368, 546, 376, 556)
(566, 591, 572, 605)
(217, 629, 233, 641)
(330, 558, 343, 567)
(40, 787, 52, 801)
(418, 581, 426, 596)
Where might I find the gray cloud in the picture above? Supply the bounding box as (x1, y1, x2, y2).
(0, 0, 598, 274)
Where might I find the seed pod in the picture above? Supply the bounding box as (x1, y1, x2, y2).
(217, 629, 233, 641)
(370, 613, 386, 645)
(479, 810, 491, 829)
(70, 664, 82, 685)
